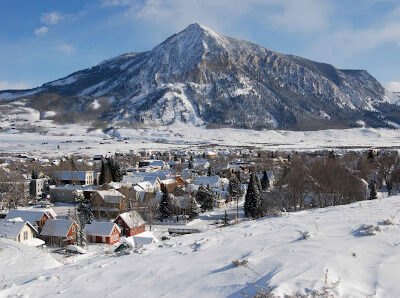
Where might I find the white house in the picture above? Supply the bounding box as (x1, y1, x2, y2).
(0, 218, 44, 247)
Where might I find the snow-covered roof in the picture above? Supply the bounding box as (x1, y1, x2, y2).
(0, 219, 37, 239)
(84, 222, 120, 236)
(132, 231, 158, 246)
(53, 171, 93, 182)
(97, 189, 125, 203)
(40, 219, 75, 237)
(116, 211, 145, 227)
(5, 209, 49, 225)
(194, 176, 221, 188)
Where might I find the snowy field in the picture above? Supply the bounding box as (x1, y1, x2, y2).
(2, 113, 400, 157)
(2, 196, 400, 297)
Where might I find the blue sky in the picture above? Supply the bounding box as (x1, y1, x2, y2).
(0, 0, 399, 91)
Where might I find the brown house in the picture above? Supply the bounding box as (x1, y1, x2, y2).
(90, 189, 126, 218)
(40, 219, 78, 246)
(160, 176, 185, 192)
(114, 211, 146, 237)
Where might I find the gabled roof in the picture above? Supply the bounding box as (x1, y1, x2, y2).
(40, 219, 76, 237)
(116, 211, 145, 227)
(5, 209, 50, 225)
(194, 176, 221, 188)
(53, 171, 93, 182)
(96, 189, 125, 203)
(0, 219, 37, 239)
(84, 222, 121, 236)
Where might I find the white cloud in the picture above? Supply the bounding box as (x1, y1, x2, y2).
(387, 82, 400, 92)
(34, 26, 49, 35)
(123, 0, 332, 34)
(0, 81, 35, 90)
(57, 44, 75, 54)
(102, 0, 132, 7)
(41, 12, 62, 25)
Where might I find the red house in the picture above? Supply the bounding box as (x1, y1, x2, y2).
(84, 222, 121, 245)
(40, 219, 78, 246)
(114, 211, 146, 237)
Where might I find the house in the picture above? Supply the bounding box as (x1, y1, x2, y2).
(194, 176, 228, 190)
(204, 151, 218, 158)
(30, 178, 49, 199)
(5, 209, 56, 231)
(53, 171, 94, 185)
(160, 176, 185, 192)
(90, 189, 126, 218)
(40, 219, 78, 246)
(138, 160, 170, 171)
(114, 211, 146, 237)
(84, 222, 121, 245)
(0, 218, 44, 247)
(50, 184, 97, 203)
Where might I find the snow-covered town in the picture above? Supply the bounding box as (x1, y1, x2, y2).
(2, 1, 400, 297)
(1, 147, 400, 297)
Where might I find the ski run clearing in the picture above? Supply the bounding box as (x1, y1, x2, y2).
(2, 196, 400, 297)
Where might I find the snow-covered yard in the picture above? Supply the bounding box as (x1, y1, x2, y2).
(2, 196, 400, 297)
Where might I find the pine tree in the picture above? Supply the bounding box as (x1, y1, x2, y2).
(244, 172, 263, 219)
(108, 158, 123, 182)
(260, 170, 270, 190)
(188, 159, 194, 170)
(99, 159, 112, 185)
(200, 185, 216, 212)
(369, 180, 377, 200)
(188, 196, 199, 220)
(228, 174, 242, 199)
(159, 184, 171, 220)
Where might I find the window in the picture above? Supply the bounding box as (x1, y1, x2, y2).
(118, 220, 122, 226)
(72, 225, 75, 233)
(24, 231, 28, 240)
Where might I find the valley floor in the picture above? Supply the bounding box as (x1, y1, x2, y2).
(2, 117, 400, 157)
(2, 196, 400, 297)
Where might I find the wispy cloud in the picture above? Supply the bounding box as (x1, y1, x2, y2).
(101, 0, 132, 7)
(0, 81, 35, 90)
(40, 12, 63, 25)
(34, 26, 49, 35)
(122, 0, 332, 34)
(57, 44, 75, 54)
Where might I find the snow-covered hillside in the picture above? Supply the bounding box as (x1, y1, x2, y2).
(2, 196, 400, 297)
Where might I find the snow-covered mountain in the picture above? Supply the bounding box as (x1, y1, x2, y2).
(1, 23, 399, 129)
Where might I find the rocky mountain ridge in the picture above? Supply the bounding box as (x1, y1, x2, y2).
(1, 23, 399, 130)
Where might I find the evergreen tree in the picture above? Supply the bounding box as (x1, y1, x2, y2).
(195, 184, 207, 205)
(188, 159, 194, 170)
(244, 172, 263, 219)
(260, 170, 270, 190)
(108, 158, 123, 182)
(159, 184, 171, 220)
(200, 185, 216, 212)
(188, 196, 199, 220)
(70, 158, 77, 171)
(228, 174, 242, 199)
(369, 180, 378, 200)
(99, 159, 112, 185)
(76, 195, 93, 247)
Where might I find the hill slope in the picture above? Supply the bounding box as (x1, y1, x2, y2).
(1, 24, 399, 129)
(2, 196, 400, 297)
